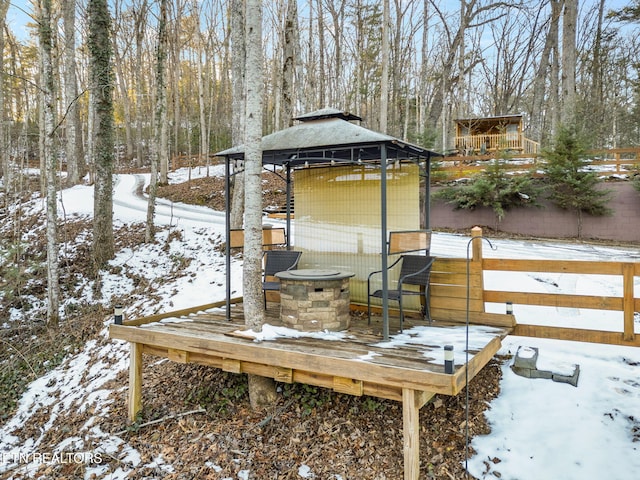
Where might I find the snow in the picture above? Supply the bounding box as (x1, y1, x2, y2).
(1, 166, 639, 479)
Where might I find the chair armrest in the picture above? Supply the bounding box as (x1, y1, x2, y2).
(367, 256, 403, 281)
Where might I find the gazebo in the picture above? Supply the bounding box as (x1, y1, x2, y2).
(111, 114, 513, 478)
(216, 108, 442, 339)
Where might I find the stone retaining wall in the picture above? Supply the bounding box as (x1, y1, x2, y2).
(430, 182, 640, 242)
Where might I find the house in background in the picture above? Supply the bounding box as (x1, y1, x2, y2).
(453, 114, 540, 156)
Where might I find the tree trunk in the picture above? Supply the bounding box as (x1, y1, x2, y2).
(589, 0, 606, 142)
(561, 0, 577, 126)
(89, 0, 115, 270)
(244, 0, 276, 410)
(380, 0, 389, 132)
(550, 0, 562, 137)
(194, 0, 209, 166)
(281, 0, 298, 128)
(62, 0, 85, 185)
(146, 0, 168, 243)
(113, 35, 134, 162)
(134, 1, 148, 167)
(316, 0, 325, 107)
(229, 0, 245, 230)
(531, 1, 560, 144)
(0, 0, 9, 190)
(40, 0, 60, 326)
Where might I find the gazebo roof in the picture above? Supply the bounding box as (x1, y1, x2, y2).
(216, 108, 441, 166)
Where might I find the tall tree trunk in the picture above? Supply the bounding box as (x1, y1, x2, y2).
(40, 0, 60, 326)
(0, 0, 9, 190)
(244, 0, 276, 410)
(281, 0, 298, 128)
(316, 0, 325, 107)
(456, 1, 467, 119)
(146, 0, 168, 243)
(134, 0, 147, 168)
(531, 1, 560, 144)
(561, 0, 577, 126)
(589, 0, 606, 142)
(63, 0, 85, 185)
(229, 0, 245, 229)
(380, 0, 390, 132)
(113, 37, 134, 162)
(550, 0, 562, 137)
(89, 0, 115, 270)
(194, 0, 208, 166)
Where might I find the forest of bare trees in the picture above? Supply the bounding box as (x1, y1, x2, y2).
(0, 0, 638, 177)
(0, 1, 639, 327)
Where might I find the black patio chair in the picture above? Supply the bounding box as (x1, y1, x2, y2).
(262, 250, 302, 307)
(367, 254, 435, 331)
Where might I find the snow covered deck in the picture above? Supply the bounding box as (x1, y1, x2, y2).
(109, 299, 511, 480)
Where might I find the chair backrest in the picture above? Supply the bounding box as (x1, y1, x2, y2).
(263, 250, 302, 277)
(397, 255, 435, 287)
(388, 230, 431, 255)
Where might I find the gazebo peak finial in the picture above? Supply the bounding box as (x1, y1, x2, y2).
(294, 107, 362, 123)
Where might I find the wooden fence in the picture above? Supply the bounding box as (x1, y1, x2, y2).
(431, 228, 639, 347)
(435, 147, 640, 182)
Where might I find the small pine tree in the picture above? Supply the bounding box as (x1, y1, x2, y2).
(632, 173, 640, 193)
(542, 126, 612, 238)
(435, 153, 542, 230)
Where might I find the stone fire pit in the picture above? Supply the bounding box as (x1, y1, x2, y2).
(275, 269, 355, 332)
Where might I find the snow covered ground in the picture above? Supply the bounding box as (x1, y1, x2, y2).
(1, 167, 639, 479)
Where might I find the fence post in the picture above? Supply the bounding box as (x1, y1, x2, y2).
(622, 263, 635, 342)
(471, 226, 483, 262)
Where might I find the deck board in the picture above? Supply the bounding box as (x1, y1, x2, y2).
(110, 301, 509, 396)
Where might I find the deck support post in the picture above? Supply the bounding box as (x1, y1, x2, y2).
(128, 342, 143, 422)
(402, 388, 435, 480)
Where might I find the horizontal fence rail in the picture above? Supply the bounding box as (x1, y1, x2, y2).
(481, 258, 639, 346)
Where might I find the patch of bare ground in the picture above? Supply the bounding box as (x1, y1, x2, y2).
(16, 354, 501, 479)
(157, 171, 287, 213)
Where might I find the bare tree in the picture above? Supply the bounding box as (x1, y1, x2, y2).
(133, 0, 149, 167)
(229, 0, 245, 230)
(0, 0, 9, 186)
(146, 0, 169, 243)
(39, 0, 60, 325)
(380, 0, 390, 132)
(62, 0, 85, 185)
(192, 0, 209, 164)
(112, 0, 135, 163)
(244, 0, 276, 410)
(89, 0, 115, 269)
(530, 0, 561, 143)
(281, 0, 299, 128)
(561, 0, 577, 126)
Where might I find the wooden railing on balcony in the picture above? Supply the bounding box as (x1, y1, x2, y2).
(436, 147, 640, 181)
(454, 133, 540, 155)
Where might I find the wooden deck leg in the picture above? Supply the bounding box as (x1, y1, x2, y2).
(402, 388, 433, 480)
(128, 342, 143, 422)
(402, 389, 435, 480)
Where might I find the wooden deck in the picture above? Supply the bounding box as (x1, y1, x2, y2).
(109, 298, 511, 480)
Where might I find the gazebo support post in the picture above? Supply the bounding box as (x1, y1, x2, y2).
(225, 158, 231, 321)
(285, 163, 292, 249)
(380, 144, 389, 341)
